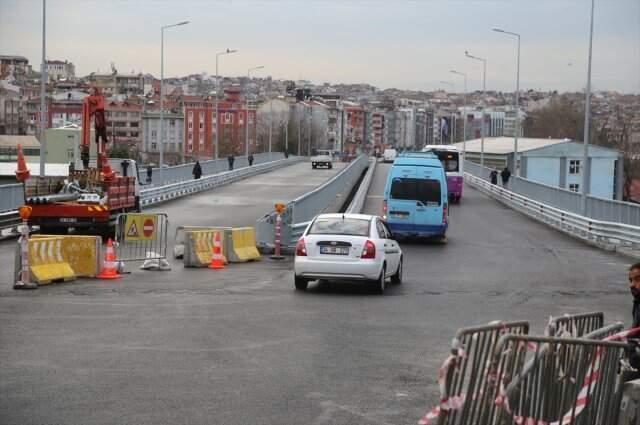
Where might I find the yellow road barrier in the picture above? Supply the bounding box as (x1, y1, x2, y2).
(184, 230, 228, 267)
(227, 227, 261, 263)
(35, 235, 102, 278)
(173, 226, 232, 259)
(28, 237, 76, 285)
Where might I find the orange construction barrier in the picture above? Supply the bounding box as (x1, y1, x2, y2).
(208, 232, 225, 270)
(97, 238, 121, 279)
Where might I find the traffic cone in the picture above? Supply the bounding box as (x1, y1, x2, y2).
(97, 238, 121, 279)
(208, 232, 225, 270)
(15, 144, 31, 182)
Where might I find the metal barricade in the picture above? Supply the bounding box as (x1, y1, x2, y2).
(490, 334, 628, 425)
(431, 321, 530, 425)
(114, 213, 169, 262)
(547, 312, 605, 338)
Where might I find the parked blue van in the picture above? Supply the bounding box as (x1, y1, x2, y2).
(382, 152, 449, 240)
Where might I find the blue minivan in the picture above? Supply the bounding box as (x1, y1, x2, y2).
(382, 152, 449, 240)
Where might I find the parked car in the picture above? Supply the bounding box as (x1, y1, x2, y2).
(311, 150, 333, 169)
(293, 213, 403, 294)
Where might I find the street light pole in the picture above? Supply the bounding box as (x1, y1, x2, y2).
(581, 0, 595, 215)
(439, 81, 455, 144)
(160, 20, 189, 184)
(246, 66, 264, 157)
(451, 70, 468, 156)
(465, 51, 487, 168)
(269, 99, 273, 154)
(493, 27, 521, 176)
(39, 0, 47, 177)
(215, 49, 237, 160)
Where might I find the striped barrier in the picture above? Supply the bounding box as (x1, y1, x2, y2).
(173, 225, 232, 259)
(227, 227, 261, 263)
(27, 237, 76, 284)
(34, 235, 102, 277)
(183, 230, 228, 267)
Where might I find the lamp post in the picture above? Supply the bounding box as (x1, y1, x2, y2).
(465, 50, 487, 167)
(160, 20, 189, 184)
(451, 70, 468, 156)
(581, 0, 595, 215)
(39, 0, 47, 177)
(245, 66, 264, 157)
(439, 81, 455, 144)
(492, 27, 521, 176)
(215, 49, 237, 160)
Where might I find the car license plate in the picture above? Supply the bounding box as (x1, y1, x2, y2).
(391, 213, 408, 219)
(320, 246, 349, 255)
(59, 218, 77, 223)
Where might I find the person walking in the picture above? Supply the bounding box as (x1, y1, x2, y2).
(227, 154, 235, 171)
(248, 154, 254, 166)
(622, 263, 640, 382)
(489, 169, 498, 185)
(501, 166, 512, 188)
(146, 164, 153, 184)
(192, 161, 202, 180)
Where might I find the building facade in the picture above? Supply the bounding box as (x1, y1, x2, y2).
(46, 60, 75, 81)
(105, 100, 142, 150)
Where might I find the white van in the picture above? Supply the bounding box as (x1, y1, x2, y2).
(383, 149, 398, 163)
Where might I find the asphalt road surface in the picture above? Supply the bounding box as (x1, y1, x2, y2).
(0, 161, 634, 425)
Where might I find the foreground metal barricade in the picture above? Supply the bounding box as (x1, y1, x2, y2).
(114, 213, 169, 262)
(433, 321, 530, 425)
(547, 312, 605, 338)
(490, 334, 628, 425)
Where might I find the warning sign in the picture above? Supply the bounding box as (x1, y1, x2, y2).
(124, 214, 157, 242)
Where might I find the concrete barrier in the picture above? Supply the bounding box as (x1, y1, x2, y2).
(173, 225, 232, 259)
(619, 379, 640, 424)
(227, 227, 261, 263)
(35, 235, 102, 277)
(28, 237, 76, 284)
(183, 230, 228, 267)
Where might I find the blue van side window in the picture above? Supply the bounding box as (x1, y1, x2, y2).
(390, 178, 441, 205)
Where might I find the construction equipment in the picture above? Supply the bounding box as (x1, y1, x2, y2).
(16, 87, 142, 236)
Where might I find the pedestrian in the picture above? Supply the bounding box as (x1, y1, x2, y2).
(248, 154, 254, 166)
(501, 166, 512, 188)
(227, 154, 235, 171)
(284, 150, 289, 159)
(622, 263, 640, 382)
(146, 164, 153, 184)
(192, 160, 202, 180)
(490, 169, 498, 185)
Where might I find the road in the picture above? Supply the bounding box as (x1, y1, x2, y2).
(0, 161, 634, 425)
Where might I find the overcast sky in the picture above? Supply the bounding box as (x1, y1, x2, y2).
(1, 0, 639, 93)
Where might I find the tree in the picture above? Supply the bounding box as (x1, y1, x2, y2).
(523, 95, 585, 140)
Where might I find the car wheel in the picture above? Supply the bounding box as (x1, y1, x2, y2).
(294, 275, 308, 291)
(328, 164, 333, 169)
(372, 266, 385, 294)
(312, 164, 316, 169)
(391, 257, 403, 285)
(437, 234, 448, 244)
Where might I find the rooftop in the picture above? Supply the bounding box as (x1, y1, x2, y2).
(0, 135, 41, 149)
(454, 137, 570, 154)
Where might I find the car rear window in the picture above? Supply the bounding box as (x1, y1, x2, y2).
(308, 217, 370, 236)
(390, 178, 441, 205)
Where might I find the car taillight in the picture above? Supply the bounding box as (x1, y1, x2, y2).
(442, 204, 448, 224)
(382, 200, 387, 220)
(295, 238, 307, 256)
(361, 240, 376, 259)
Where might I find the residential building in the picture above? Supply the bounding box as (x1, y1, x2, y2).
(88, 72, 144, 96)
(343, 103, 365, 153)
(415, 108, 435, 149)
(0, 88, 26, 135)
(458, 137, 625, 200)
(105, 100, 142, 150)
(395, 108, 415, 149)
(0, 55, 31, 81)
(46, 60, 75, 81)
(141, 104, 184, 164)
(214, 87, 258, 157)
(371, 111, 386, 152)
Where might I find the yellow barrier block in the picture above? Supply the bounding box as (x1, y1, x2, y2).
(229, 227, 261, 263)
(35, 235, 101, 277)
(28, 237, 76, 285)
(185, 230, 228, 267)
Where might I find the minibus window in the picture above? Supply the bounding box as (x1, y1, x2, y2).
(391, 178, 441, 205)
(416, 179, 441, 205)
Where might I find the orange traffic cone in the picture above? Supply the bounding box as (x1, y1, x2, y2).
(208, 232, 225, 270)
(15, 144, 31, 182)
(97, 238, 121, 279)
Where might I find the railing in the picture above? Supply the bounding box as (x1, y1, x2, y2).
(256, 155, 369, 251)
(465, 172, 640, 252)
(465, 160, 640, 226)
(147, 152, 285, 186)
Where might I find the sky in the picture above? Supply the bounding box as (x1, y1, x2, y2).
(1, 0, 639, 94)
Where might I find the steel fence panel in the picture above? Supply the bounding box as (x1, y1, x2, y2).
(547, 312, 605, 338)
(491, 335, 628, 425)
(435, 321, 530, 425)
(0, 183, 24, 212)
(114, 213, 169, 262)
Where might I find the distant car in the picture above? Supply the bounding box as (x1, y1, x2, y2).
(383, 148, 398, 163)
(311, 150, 333, 169)
(293, 213, 403, 294)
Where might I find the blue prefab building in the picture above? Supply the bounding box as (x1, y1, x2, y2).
(457, 137, 624, 200)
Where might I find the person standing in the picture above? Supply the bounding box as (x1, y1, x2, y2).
(192, 161, 202, 180)
(630, 263, 640, 328)
(248, 154, 254, 166)
(490, 169, 498, 185)
(622, 263, 640, 383)
(146, 164, 153, 184)
(227, 154, 235, 171)
(501, 166, 512, 188)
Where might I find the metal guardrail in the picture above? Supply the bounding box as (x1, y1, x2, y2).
(140, 157, 301, 207)
(547, 312, 605, 338)
(256, 155, 369, 251)
(465, 172, 640, 252)
(465, 160, 640, 226)
(0, 183, 25, 213)
(147, 152, 285, 186)
(345, 158, 376, 214)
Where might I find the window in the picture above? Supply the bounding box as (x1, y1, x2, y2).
(308, 217, 370, 237)
(188, 122, 193, 129)
(199, 112, 204, 120)
(188, 143, 193, 153)
(248, 113, 253, 124)
(199, 122, 204, 129)
(151, 142, 157, 150)
(239, 112, 244, 124)
(169, 119, 175, 127)
(390, 178, 442, 205)
(131, 132, 139, 138)
(188, 132, 193, 141)
(130, 122, 139, 128)
(199, 132, 204, 142)
(188, 111, 193, 119)
(224, 112, 232, 124)
(431, 150, 459, 172)
(375, 220, 389, 239)
(151, 130, 157, 137)
(569, 183, 580, 192)
(569, 160, 581, 175)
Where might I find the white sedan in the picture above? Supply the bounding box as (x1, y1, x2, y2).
(293, 213, 403, 294)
